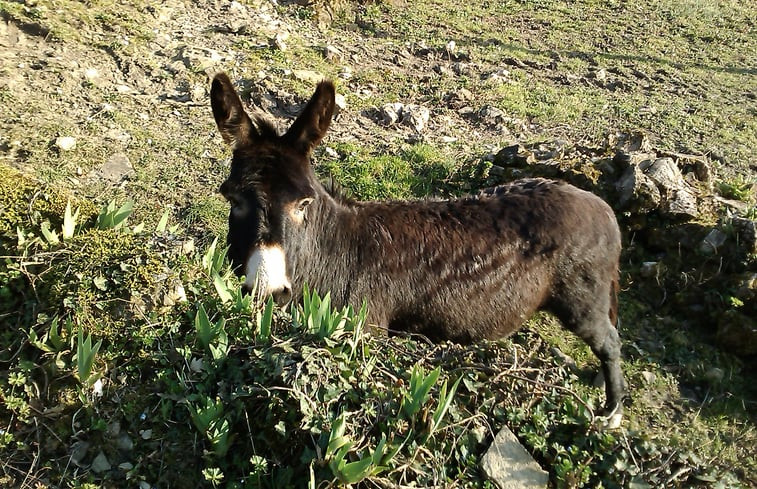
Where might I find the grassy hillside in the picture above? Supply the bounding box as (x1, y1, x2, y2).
(1, 0, 755, 487)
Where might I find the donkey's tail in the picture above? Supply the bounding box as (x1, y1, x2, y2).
(609, 269, 620, 328)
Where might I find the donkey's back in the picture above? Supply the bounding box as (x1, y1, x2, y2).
(344, 178, 621, 348)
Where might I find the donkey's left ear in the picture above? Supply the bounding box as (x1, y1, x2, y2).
(284, 80, 336, 154)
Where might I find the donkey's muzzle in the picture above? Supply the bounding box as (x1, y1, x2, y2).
(271, 285, 292, 306)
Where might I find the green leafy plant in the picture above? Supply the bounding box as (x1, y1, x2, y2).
(75, 328, 102, 387)
(96, 200, 134, 230)
(189, 396, 232, 457)
(28, 316, 69, 354)
(40, 221, 60, 245)
(61, 200, 80, 240)
(401, 363, 440, 419)
(194, 303, 228, 361)
(429, 375, 462, 436)
(256, 295, 275, 342)
(293, 285, 361, 339)
(325, 412, 403, 484)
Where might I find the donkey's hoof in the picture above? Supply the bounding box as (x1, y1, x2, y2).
(595, 412, 623, 430)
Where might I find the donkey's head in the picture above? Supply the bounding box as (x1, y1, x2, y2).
(210, 73, 335, 304)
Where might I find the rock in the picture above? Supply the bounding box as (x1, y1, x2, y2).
(179, 46, 222, 71)
(609, 131, 653, 153)
(84, 68, 99, 83)
(699, 228, 728, 255)
(333, 93, 347, 115)
(55, 136, 77, 151)
(70, 440, 90, 466)
(226, 19, 248, 34)
(641, 371, 657, 385)
(91, 451, 111, 474)
(117, 433, 134, 451)
(377, 103, 430, 132)
(338, 66, 352, 80)
(615, 164, 661, 212)
(100, 153, 134, 182)
(323, 45, 342, 61)
(271, 32, 288, 51)
(401, 104, 430, 133)
(447, 88, 473, 108)
(717, 310, 757, 356)
(481, 425, 548, 489)
(104, 128, 131, 144)
(493, 144, 535, 167)
(479, 105, 506, 125)
(485, 69, 511, 84)
(612, 150, 656, 171)
(640, 261, 663, 278)
(452, 62, 472, 75)
(550, 347, 577, 371)
(732, 217, 757, 255)
(645, 158, 699, 218)
(592, 68, 607, 83)
(291, 70, 323, 85)
(734, 273, 757, 301)
(379, 103, 404, 125)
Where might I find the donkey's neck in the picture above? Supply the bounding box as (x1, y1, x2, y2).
(288, 188, 364, 306)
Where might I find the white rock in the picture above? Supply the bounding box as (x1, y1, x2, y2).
(379, 103, 404, 125)
(56, 136, 76, 151)
(481, 425, 548, 489)
(92, 378, 103, 397)
(90, 451, 111, 474)
(84, 68, 99, 81)
(401, 104, 430, 133)
(334, 93, 347, 115)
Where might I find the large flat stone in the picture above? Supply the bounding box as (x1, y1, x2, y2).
(481, 425, 548, 489)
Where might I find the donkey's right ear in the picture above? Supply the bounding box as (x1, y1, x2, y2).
(210, 73, 255, 149)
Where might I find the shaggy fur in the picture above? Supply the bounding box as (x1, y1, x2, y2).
(210, 72, 626, 423)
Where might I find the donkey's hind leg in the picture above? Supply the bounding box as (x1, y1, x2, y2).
(549, 292, 626, 428)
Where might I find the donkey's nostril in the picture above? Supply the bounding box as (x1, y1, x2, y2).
(272, 286, 292, 306)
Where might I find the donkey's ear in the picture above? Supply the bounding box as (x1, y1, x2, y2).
(284, 80, 335, 154)
(210, 73, 255, 149)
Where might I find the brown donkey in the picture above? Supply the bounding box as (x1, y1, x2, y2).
(210, 73, 626, 427)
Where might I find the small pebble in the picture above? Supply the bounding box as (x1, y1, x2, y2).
(55, 136, 76, 151)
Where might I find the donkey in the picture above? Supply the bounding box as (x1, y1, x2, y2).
(210, 73, 626, 427)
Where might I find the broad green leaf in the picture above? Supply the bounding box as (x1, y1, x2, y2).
(212, 272, 233, 303)
(40, 221, 59, 245)
(337, 457, 374, 484)
(155, 209, 170, 232)
(61, 200, 79, 240)
(195, 304, 213, 349)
